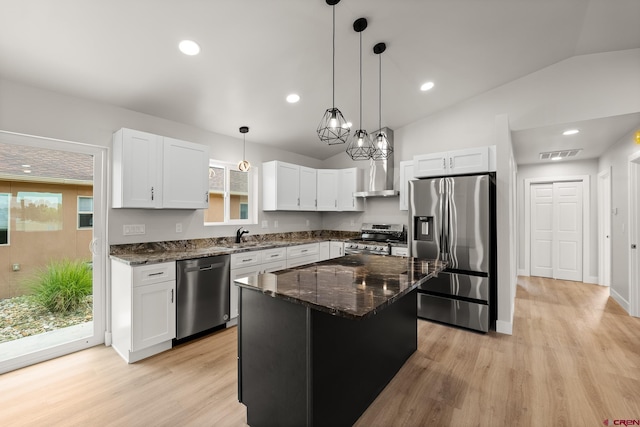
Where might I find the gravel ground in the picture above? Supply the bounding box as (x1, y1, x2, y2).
(0, 295, 93, 343)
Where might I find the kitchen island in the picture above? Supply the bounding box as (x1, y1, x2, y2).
(235, 254, 445, 427)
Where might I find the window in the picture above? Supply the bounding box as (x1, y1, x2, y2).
(204, 161, 256, 225)
(78, 196, 93, 229)
(0, 193, 9, 245)
(15, 192, 63, 232)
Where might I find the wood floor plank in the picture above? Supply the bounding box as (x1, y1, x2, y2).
(1, 276, 639, 426)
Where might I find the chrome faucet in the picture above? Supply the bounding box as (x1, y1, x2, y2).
(236, 227, 249, 244)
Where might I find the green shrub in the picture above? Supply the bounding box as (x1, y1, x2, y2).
(28, 259, 92, 313)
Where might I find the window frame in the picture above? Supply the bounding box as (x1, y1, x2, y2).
(77, 195, 93, 230)
(204, 160, 257, 227)
(0, 192, 10, 246)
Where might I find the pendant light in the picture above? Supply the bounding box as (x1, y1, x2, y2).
(317, 0, 350, 145)
(346, 18, 374, 161)
(370, 42, 393, 160)
(238, 126, 250, 172)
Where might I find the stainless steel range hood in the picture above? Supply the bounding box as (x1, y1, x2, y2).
(354, 127, 399, 198)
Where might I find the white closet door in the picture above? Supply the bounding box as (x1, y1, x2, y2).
(531, 184, 554, 278)
(553, 181, 583, 281)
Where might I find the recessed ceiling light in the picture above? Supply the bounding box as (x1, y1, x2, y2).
(551, 157, 562, 161)
(23, 169, 31, 173)
(420, 81, 435, 91)
(21, 164, 31, 168)
(286, 94, 300, 103)
(178, 40, 200, 56)
(562, 129, 579, 136)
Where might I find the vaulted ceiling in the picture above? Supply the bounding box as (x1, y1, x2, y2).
(1, 0, 639, 163)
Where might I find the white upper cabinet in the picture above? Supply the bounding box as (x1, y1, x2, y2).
(112, 128, 209, 209)
(113, 128, 162, 208)
(263, 161, 305, 211)
(337, 168, 363, 211)
(263, 162, 363, 212)
(299, 166, 318, 211)
(413, 147, 491, 178)
(399, 160, 415, 211)
(162, 137, 209, 209)
(317, 169, 339, 210)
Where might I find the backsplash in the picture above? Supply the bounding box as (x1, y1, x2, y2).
(110, 230, 360, 255)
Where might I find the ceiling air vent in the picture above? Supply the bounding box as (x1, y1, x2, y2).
(539, 149, 582, 161)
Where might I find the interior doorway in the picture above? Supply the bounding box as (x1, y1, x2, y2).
(0, 131, 107, 374)
(629, 151, 640, 318)
(523, 175, 591, 282)
(597, 168, 612, 287)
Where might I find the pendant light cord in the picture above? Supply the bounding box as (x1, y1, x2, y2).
(358, 30, 362, 129)
(332, 5, 336, 108)
(378, 52, 382, 131)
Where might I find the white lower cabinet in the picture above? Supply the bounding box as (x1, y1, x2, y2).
(391, 246, 409, 257)
(229, 248, 288, 324)
(319, 241, 331, 261)
(330, 241, 344, 258)
(229, 264, 262, 322)
(286, 243, 320, 268)
(111, 260, 176, 363)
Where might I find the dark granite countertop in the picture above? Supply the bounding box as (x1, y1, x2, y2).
(109, 236, 353, 266)
(235, 254, 446, 320)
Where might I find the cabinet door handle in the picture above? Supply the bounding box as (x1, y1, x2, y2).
(170, 289, 174, 303)
(298, 198, 300, 206)
(148, 272, 164, 277)
(151, 186, 154, 201)
(205, 192, 209, 203)
(335, 200, 337, 208)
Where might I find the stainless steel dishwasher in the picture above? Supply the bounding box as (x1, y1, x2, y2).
(176, 255, 230, 340)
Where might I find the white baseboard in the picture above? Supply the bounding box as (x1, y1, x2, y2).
(104, 331, 112, 347)
(584, 275, 599, 285)
(496, 320, 513, 335)
(610, 288, 630, 314)
(517, 269, 527, 277)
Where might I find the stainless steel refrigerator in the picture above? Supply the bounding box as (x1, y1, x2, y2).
(408, 173, 496, 332)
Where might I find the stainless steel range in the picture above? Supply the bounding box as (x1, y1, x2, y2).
(345, 223, 405, 255)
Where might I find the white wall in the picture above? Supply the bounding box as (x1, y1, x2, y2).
(598, 128, 640, 307)
(0, 78, 325, 245)
(516, 159, 599, 281)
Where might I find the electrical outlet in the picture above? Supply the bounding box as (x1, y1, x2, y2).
(261, 220, 268, 229)
(12, 263, 20, 272)
(176, 223, 182, 233)
(274, 220, 279, 228)
(123, 224, 146, 235)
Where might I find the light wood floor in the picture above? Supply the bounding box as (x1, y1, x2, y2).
(1, 276, 639, 426)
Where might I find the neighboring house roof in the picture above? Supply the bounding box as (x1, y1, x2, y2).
(0, 142, 93, 183)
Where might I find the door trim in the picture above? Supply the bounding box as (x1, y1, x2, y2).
(597, 168, 612, 287)
(524, 175, 591, 282)
(629, 151, 640, 317)
(0, 130, 109, 373)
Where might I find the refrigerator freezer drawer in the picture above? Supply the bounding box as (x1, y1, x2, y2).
(418, 293, 489, 332)
(418, 272, 489, 302)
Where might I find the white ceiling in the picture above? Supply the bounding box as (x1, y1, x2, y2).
(1, 0, 639, 162)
